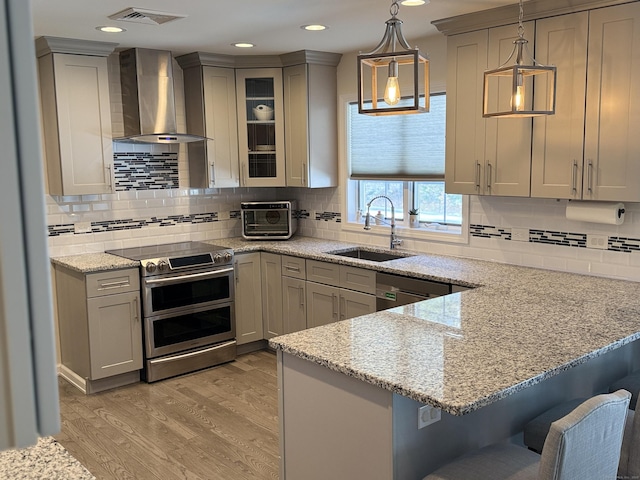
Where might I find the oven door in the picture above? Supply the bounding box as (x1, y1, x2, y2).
(142, 266, 234, 318)
(145, 302, 235, 358)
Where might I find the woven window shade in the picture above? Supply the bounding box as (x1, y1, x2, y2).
(349, 94, 446, 180)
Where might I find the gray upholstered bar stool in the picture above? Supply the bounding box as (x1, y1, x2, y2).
(523, 371, 640, 454)
(524, 393, 640, 479)
(423, 390, 630, 480)
(609, 371, 640, 408)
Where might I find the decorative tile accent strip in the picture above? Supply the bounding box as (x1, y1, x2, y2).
(294, 209, 310, 219)
(609, 237, 640, 253)
(113, 152, 179, 191)
(48, 224, 75, 236)
(315, 211, 341, 223)
(529, 229, 586, 248)
(470, 225, 640, 253)
(47, 212, 218, 237)
(470, 224, 511, 240)
(229, 210, 241, 219)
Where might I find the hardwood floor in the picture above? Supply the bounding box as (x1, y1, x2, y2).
(55, 350, 279, 480)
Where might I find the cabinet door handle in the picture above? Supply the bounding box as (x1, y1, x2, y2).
(587, 160, 594, 193)
(302, 162, 307, 186)
(340, 295, 346, 320)
(235, 261, 239, 283)
(106, 164, 113, 189)
(332, 293, 338, 319)
(571, 160, 578, 194)
(209, 161, 215, 188)
(475, 162, 481, 190)
(132, 297, 139, 322)
(285, 265, 300, 273)
(486, 162, 492, 190)
(99, 280, 129, 289)
(299, 286, 304, 307)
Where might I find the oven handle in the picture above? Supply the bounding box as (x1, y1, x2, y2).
(148, 340, 237, 364)
(144, 267, 234, 286)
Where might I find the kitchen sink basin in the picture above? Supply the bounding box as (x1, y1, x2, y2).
(326, 248, 414, 262)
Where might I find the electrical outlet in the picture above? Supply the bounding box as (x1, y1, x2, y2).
(74, 221, 92, 234)
(418, 405, 441, 429)
(587, 234, 608, 250)
(511, 228, 529, 242)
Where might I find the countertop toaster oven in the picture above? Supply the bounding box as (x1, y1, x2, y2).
(241, 201, 297, 240)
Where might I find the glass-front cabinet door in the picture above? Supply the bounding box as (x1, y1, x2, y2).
(236, 68, 285, 186)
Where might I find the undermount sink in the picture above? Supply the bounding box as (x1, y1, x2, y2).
(326, 248, 414, 262)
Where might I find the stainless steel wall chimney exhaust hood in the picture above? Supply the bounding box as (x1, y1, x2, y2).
(115, 48, 208, 144)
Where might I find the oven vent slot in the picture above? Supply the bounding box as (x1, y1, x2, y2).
(108, 7, 187, 26)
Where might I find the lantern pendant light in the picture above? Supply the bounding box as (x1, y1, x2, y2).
(357, 0, 429, 116)
(482, 0, 556, 118)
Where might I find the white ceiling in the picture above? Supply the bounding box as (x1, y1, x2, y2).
(30, 0, 517, 56)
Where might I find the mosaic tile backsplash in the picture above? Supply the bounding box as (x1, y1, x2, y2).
(113, 152, 179, 190)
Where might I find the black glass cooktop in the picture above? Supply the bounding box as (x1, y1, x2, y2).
(106, 241, 229, 261)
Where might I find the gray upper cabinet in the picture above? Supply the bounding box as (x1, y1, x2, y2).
(532, 3, 640, 201)
(442, 0, 640, 202)
(36, 37, 117, 196)
(445, 23, 533, 197)
(583, 2, 640, 202)
(180, 54, 240, 189)
(282, 51, 341, 188)
(177, 50, 340, 189)
(531, 12, 588, 199)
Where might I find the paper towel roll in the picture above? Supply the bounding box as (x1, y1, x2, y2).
(565, 201, 625, 225)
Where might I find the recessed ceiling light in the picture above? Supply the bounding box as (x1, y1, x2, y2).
(301, 24, 328, 31)
(96, 26, 126, 33)
(233, 42, 255, 48)
(400, 0, 429, 5)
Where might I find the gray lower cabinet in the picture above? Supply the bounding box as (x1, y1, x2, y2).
(306, 259, 376, 328)
(282, 276, 307, 333)
(234, 254, 376, 340)
(306, 282, 376, 328)
(54, 266, 142, 394)
(261, 252, 284, 339)
(234, 252, 264, 345)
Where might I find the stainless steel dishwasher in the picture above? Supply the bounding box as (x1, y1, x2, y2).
(376, 272, 451, 311)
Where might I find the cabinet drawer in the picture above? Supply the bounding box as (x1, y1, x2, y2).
(282, 255, 306, 279)
(86, 269, 139, 298)
(340, 266, 376, 295)
(306, 260, 340, 287)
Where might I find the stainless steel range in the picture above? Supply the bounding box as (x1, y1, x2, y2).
(106, 241, 236, 382)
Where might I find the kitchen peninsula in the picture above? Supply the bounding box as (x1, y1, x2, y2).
(52, 237, 640, 479)
(218, 238, 640, 480)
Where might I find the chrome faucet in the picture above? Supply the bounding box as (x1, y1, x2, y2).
(363, 195, 403, 249)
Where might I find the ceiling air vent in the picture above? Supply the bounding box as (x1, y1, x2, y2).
(108, 7, 187, 26)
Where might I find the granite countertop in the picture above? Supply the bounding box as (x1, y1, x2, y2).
(50, 236, 640, 415)
(50, 252, 139, 273)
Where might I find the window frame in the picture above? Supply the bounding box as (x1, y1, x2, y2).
(341, 93, 469, 245)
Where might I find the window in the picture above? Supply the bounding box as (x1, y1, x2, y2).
(346, 93, 465, 236)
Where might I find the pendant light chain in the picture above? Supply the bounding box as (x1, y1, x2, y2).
(517, 0, 525, 39)
(390, 0, 399, 18)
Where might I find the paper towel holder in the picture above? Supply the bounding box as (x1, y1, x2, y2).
(565, 200, 625, 225)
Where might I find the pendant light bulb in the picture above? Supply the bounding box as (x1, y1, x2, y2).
(384, 60, 401, 106)
(512, 73, 525, 111)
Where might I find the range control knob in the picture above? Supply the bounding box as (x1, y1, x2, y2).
(157, 260, 169, 272)
(213, 253, 223, 263)
(223, 252, 233, 262)
(145, 262, 157, 274)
